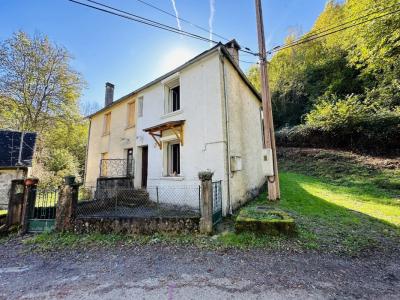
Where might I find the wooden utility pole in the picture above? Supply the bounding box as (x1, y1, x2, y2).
(255, 0, 280, 200)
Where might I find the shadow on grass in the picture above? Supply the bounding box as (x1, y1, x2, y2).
(278, 148, 400, 203)
(242, 172, 400, 254)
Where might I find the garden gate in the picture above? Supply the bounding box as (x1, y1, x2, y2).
(27, 187, 58, 233)
(212, 181, 222, 226)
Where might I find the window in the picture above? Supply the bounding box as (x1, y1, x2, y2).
(260, 107, 266, 148)
(100, 152, 108, 176)
(127, 101, 135, 128)
(126, 148, 134, 177)
(167, 142, 180, 176)
(103, 112, 111, 135)
(138, 96, 144, 117)
(170, 85, 180, 112)
(164, 78, 180, 114)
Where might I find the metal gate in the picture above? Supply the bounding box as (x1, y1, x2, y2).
(27, 187, 58, 233)
(212, 181, 222, 226)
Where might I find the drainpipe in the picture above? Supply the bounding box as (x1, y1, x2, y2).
(219, 48, 232, 215)
(83, 119, 92, 186)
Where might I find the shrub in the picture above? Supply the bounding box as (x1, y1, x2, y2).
(276, 110, 400, 156)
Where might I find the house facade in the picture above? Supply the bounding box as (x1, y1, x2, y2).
(84, 41, 273, 215)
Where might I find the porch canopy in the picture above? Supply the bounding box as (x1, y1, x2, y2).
(143, 120, 185, 149)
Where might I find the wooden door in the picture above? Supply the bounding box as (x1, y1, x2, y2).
(141, 146, 148, 188)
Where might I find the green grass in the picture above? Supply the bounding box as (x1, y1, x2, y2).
(22, 149, 400, 255)
(0, 210, 7, 216)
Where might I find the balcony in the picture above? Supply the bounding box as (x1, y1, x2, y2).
(100, 159, 134, 178)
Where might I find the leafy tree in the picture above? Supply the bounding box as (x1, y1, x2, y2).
(0, 31, 88, 186)
(0, 31, 84, 132)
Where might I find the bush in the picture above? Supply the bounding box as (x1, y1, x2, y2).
(276, 110, 400, 156)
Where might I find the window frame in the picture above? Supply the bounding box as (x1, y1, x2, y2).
(137, 96, 144, 118)
(164, 77, 181, 115)
(126, 100, 136, 128)
(103, 112, 111, 136)
(163, 140, 181, 177)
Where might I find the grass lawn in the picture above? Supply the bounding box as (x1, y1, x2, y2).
(0, 210, 7, 216)
(222, 172, 399, 252)
(18, 148, 400, 255)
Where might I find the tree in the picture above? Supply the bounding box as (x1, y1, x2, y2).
(0, 31, 88, 187)
(0, 31, 84, 132)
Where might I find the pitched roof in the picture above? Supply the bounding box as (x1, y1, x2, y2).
(88, 43, 261, 118)
(0, 130, 37, 168)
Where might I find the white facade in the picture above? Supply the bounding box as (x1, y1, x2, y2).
(85, 45, 271, 215)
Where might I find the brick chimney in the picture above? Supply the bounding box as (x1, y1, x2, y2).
(224, 39, 241, 65)
(105, 82, 114, 107)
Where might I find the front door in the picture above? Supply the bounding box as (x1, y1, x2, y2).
(141, 146, 148, 188)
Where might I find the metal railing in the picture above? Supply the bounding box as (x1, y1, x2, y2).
(100, 159, 135, 178)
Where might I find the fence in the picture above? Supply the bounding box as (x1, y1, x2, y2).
(77, 185, 200, 219)
(29, 189, 58, 220)
(212, 181, 223, 225)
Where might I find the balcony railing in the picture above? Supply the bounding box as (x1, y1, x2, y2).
(100, 159, 134, 178)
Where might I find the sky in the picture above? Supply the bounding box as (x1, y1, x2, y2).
(0, 0, 328, 111)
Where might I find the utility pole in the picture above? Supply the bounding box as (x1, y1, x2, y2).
(255, 0, 280, 200)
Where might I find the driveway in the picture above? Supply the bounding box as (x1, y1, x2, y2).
(0, 238, 399, 299)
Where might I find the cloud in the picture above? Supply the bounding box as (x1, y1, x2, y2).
(208, 0, 216, 47)
(170, 0, 182, 31)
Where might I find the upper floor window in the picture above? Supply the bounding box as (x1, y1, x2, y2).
(127, 101, 135, 128)
(138, 96, 144, 118)
(164, 77, 180, 114)
(103, 112, 111, 135)
(169, 85, 180, 112)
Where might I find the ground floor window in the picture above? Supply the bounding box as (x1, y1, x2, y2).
(126, 148, 134, 177)
(167, 142, 180, 176)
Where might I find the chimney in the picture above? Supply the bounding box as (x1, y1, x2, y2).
(224, 39, 241, 65)
(105, 82, 114, 107)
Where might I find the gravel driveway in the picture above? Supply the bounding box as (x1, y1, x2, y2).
(0, 238, 399, 299)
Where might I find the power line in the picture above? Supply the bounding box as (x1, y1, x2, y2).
(268, 6, 400, 55)
(79, 0, 214, 43)
(67, 0, 259, 56)
(134, 0, 229, 41)
(276, 1, 400, 51)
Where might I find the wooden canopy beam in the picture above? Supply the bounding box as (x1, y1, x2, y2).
(143, 120, 185, 149)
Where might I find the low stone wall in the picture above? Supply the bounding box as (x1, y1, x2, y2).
(73, 216, 200, 235)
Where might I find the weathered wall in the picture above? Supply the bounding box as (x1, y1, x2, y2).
(73, 217, 199, 234)
(0, 168, 25, 209)
(134, 52, 225, 208)
(85, 48, 267, 215)
(85, 95, 137, 187)
(223, 58, 268, 211)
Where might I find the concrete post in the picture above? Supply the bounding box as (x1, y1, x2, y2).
(20, 178, 39, 234)
(6, 179, 25, 227)
(198, 171, 213, 234)
(55, 176, 79, 232)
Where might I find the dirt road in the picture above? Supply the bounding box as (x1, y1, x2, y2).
(0, 238, 399, 299)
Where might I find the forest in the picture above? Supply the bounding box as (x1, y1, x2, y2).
(248, 0, 400, 155)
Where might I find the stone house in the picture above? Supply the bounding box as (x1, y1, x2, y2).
(0, 130, 37, 209)
(84, 40, 273, 215)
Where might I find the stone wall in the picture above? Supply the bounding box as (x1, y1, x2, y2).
(73, 217, 199, 235)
